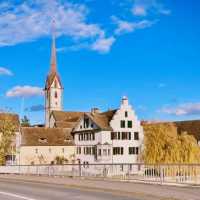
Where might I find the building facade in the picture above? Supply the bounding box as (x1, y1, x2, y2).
(72, 97, 144, 165)
(19, 128, 75, 165)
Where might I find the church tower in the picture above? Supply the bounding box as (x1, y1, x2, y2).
(44, 27, 63, 127)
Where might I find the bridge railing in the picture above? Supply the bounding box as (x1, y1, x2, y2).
(0, 163, 199, 185)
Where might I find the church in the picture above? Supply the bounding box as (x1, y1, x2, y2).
(13, 31, 144, 166)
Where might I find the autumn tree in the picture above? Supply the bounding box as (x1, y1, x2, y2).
(0, 116, 16, 165)
(143, 123, 200, 164)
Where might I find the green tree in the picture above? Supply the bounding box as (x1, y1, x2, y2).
(0, 116, 16, 165)
(143, 123, 200, 164)
(21, 115, 30, 127)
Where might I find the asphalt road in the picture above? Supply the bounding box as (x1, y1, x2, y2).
(0, 178, 137, 200)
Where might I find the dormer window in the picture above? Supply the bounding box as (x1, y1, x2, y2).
(38, 138, 47, 144)
(64, 138, 72, 143)
(84, 118, 89, 128)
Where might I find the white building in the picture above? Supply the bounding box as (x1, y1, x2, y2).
(19, 127, 75, 165)
(72, 97, 144, 165)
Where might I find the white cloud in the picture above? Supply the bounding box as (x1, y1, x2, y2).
(132, 0, 171, 16)
(0, 67, 13, 76)
(91, 37, 115, 53)
(132, 5, 147, 16)
(0, 0, 170, 53)
(113, 17, 155, 35)
(6, 86, 44, 98)
(159, 103, 200, 116)
(0, 0, 105, 50)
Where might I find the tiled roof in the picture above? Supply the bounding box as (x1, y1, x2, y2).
(85, 109, 117, 131)
(21, 127, 74, 146)
(51, 111, 84, 128)
(175, 120, 200, 141)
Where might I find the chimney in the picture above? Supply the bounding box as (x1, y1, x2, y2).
(121, 96, 129, 106)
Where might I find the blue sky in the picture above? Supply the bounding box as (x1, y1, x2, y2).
(0, 0, 200, 124)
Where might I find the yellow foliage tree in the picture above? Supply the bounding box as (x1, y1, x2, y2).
(0, 116, 16, 165)
(143, 123, 200, 164)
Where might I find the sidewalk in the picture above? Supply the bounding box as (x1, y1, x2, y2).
(0, 174, 199, 200)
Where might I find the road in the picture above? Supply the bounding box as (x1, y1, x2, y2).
(0, 178, 136, 200)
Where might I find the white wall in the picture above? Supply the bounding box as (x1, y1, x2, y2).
(19, 146, 75, 165)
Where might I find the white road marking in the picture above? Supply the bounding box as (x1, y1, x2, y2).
(0, 191, 38, 200)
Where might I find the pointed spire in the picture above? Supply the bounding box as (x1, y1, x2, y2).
(50, 19, 57, 74)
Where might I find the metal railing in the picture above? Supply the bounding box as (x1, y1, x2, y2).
(0, 163, 200, 185)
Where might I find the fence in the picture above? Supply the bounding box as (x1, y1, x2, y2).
(0, 163, 200, 185)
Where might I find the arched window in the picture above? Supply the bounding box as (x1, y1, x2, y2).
(55, 91, 58, 98)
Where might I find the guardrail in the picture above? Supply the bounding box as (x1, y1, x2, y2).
(0, 163, 199, 185)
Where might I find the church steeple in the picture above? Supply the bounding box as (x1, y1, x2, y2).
(44, 20, 63, 128)
(50, 20, 57, 74)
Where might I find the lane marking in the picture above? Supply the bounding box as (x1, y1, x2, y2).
(0, 191, 38, 200)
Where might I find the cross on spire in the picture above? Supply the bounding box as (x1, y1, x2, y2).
(50, 19, 57, 74)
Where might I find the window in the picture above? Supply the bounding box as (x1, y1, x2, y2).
(80, 125, 82, 129)
(118, 132, 121, 140)
(83, 133, 86, 141)
(98, 149, 101, 156)
(62, 148, 65, 153)
(136, 147, 139, 155)
(122, 132, 128, 140)
(84, 147, 86, 154)
(78, 147, 81, 154)
(120, 120, 126, 128)
(134, 132, 139, 140)
(49, 148, 52, 153)
(125, 111, 128, 118)
(128, 132, 131, 140)
(129, 147, 139, 155)
(86, 133, 89, 140)
(111, 132, 117, 140)
(84, 118, 89, 128)
(92, 133, 95, 140)
(129, 147, 135, 155)
(113, 147, 124, 155)
(55, 91, 58, 98)
(128, 121, 133, 128)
